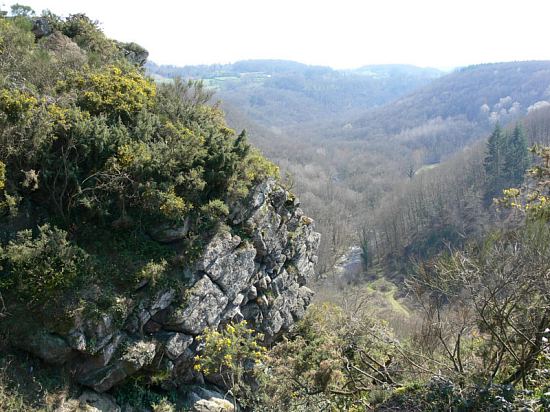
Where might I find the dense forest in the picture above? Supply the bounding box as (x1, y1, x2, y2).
(0, 4, 549, 412)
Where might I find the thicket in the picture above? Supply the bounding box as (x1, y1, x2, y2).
(0, 10, 278, 321)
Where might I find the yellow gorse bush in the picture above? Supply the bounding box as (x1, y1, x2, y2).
(45, 104, 70, 130)
(0, 89, 37, 121)
(194, 320, 266, 375)
(0, 160, 6, 191)
(68, 66, 156, 118)
(496, 145, 550, 221)
(117, 142, 152, 168)
(158, 188, 190, 221)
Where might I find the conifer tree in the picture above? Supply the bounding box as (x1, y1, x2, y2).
(503, 123, 530, 185)
(484, 123, 530, 204)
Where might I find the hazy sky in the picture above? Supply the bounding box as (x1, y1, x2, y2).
(5, 0, 550, 69)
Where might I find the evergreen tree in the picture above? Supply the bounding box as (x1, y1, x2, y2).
(484, 123, 530, 204)
(503, 123, 530, 185)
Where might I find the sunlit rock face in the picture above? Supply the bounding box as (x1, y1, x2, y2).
(18, 179, 320, 392)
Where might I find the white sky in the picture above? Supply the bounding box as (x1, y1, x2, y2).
(5, 0, 550, 69)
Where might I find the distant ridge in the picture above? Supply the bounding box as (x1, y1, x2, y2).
(146, 59, 444, 127)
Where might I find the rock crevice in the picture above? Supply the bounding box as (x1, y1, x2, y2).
(17, 179, 320, 393)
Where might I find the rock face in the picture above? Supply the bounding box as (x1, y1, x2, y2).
(149, 217, 191, 243)
(116, 41, 149, 67)
(16, 180, 320, 392)
(18, 331, 73, 365)
(77, 390, 121, 412)
(186, 386, 236, 412)
(32, 17, 52, 38)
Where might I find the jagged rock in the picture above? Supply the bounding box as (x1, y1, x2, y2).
(241, 303, 262, 324)
(53, 399, 81, 412)
(133, 289, 177, 333)
(247, 285, 258, 300)
(256, 276, 268, 291)
(116, 41, 149, 67)
(163, 332, 194, 360)
(77, 333, 126, 380)
(20, 331, 72, 365)
(232, 293, 245, 306)
(17, 180, 320, 395)
(151, 289, 176, 313)
(196, 232, 241, 271)
(229, 179, 275, 225)
(143, 319, 162, 334)
(97, 333, 125, 367)
(263, 310, 284, 337)
(40, 31, 87, 66)
(32, 17, 52, 38)
(164, 277, 228, 334)
(187, 387, 235, 412)
(257, 295, 269, 308)
(193, 398, 234, 412)
(197, 232, 256, 300)
(78, 340, 156, 392)
(68, 313, 116, 355)
(149, 219, 190, 243)
(78, 390, 121, 412)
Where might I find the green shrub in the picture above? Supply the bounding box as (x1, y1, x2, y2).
(200, 199, 229, 223)
(136, 259, 168, 287)
(0, 12, 281, 310)
(60, 13, 119, 62)
(0, 224, 88, 306)
(0, 17, 35, 83)
(259, 303, 400, 411)
(195, 321, 266, 406)
(0, 89, 37, 122)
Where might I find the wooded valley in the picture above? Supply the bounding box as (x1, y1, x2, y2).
(0, 4, 548, 412)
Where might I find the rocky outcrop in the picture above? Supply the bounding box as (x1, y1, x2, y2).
(186, 386, 235, 412)
(148, 218, 190, 243)
(31, 25, 148, 69)
(77, 390, 121, 412)
(32, 17, 53, 39)
(16, 180, 320, 393)
(18, 331, 73, 365)
(78, 340, 157, 392)
(39, 31, 88, 67)
(115, 41, 149, 67)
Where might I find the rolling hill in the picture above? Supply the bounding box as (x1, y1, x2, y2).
(146, 59, 443, 129)
(305, 61, 550, 162)
(149, 59, 550, 273)
(218, 61, 550, 271)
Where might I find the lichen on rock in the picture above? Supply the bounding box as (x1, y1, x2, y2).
(11, 179, 320, 394)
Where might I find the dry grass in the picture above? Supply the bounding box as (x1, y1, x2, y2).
(312, 266, 422, 340)
(0, 345, 77, 412)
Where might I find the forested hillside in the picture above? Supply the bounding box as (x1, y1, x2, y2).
(148, 53, 550, 412)
(147, 60, 442, 129)
(0, 4, 549, 412)
(221, 61, 550, 271)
